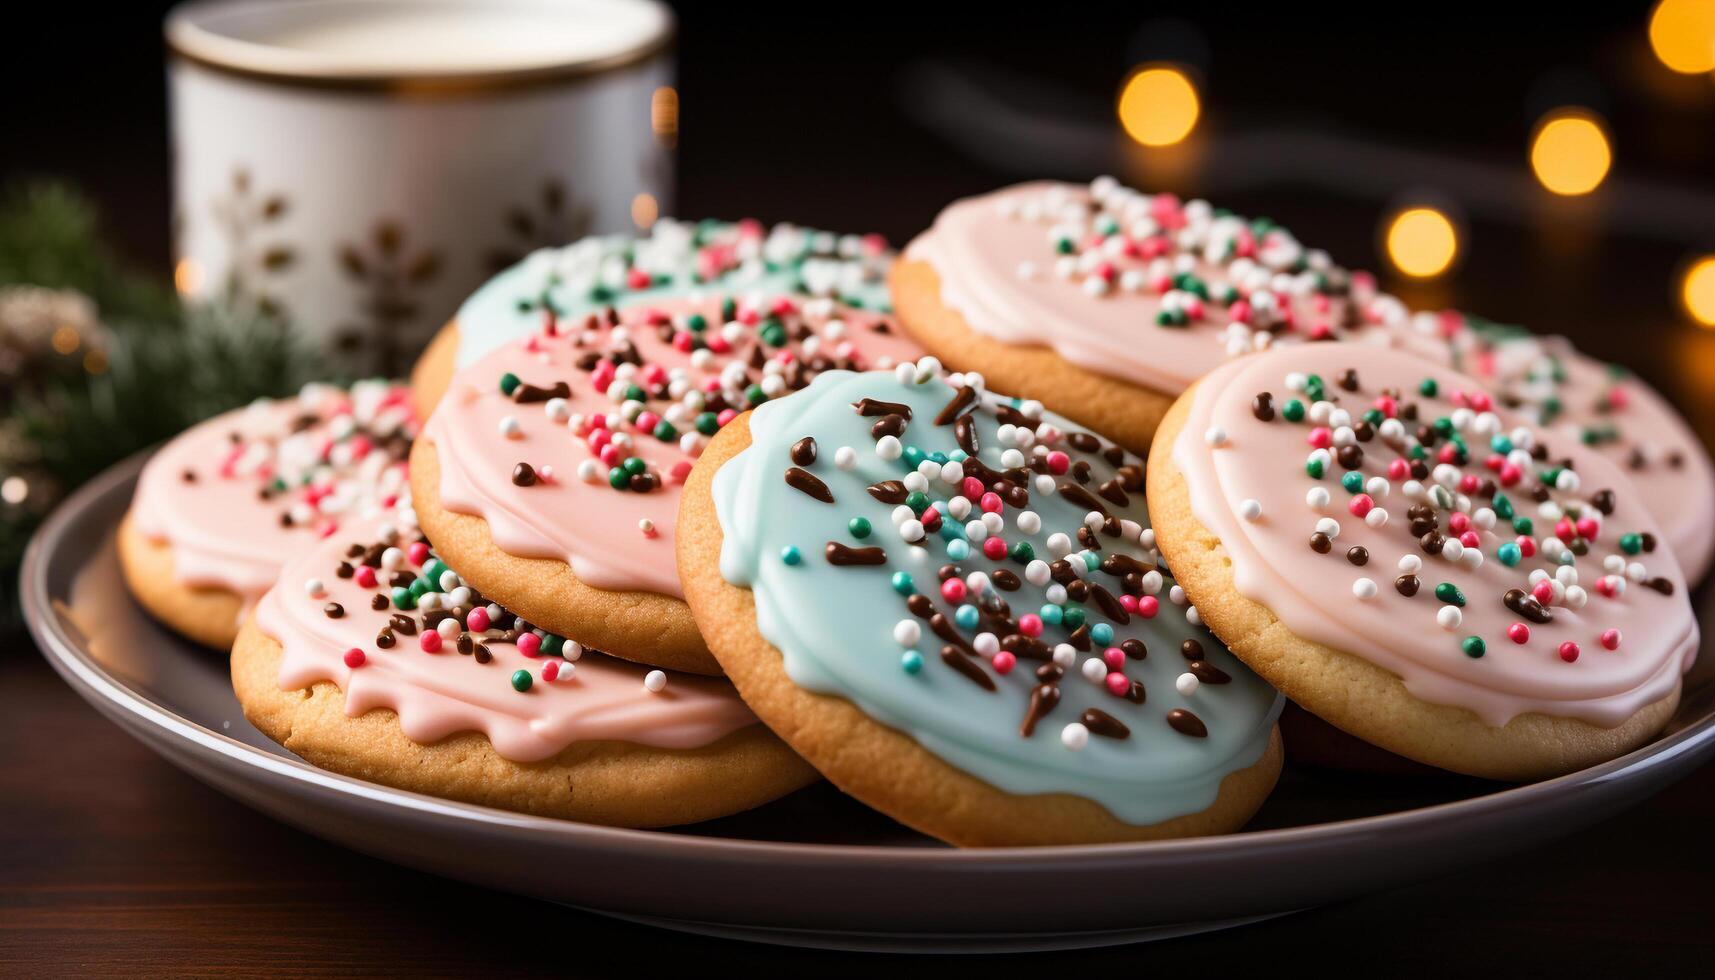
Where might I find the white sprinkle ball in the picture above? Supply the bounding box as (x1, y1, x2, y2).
(643, 670, 667, 693)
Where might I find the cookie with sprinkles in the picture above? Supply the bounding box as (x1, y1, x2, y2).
(410, 218, 895, 416)
(411, 292, 923, 675)
(893, 179, 1408, 454)
(1416, 311, 1715, 583)
(233, 507, 816, 826)
(1150, 342, 1699, 781)
(678, 361, 1283, 846)
(120, 381, 417, 649)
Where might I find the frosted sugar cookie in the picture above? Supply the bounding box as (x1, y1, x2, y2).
(1150, 342, 1697, 780)
(679, 362, 1283, 846)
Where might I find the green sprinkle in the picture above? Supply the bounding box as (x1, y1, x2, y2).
(511, 669, 533, 692)
(1620, 533, 1642, 555)
(848, 517, 872, 539)
(652, 420, 677, 442)
(759, 320, 787, 347)
(1497, 542, 1522, 567)
(686, 313, 707, 333)
(780, 545, 802, 566)
(891, 572, 915, 595)
(608, 467, 629, 490)
(540, 634, 564, 657)
(905, 491, 931, 515)
(903, 446, 927, 469)
(1435, 582, 1466, 606)
(1063, 606, 1086, 630)
(1490, 435, 1512, 454)
(1461, 636, 1486, 659)
(1419, 377, 1438, 397)
(1513, 516, 1533, 535)
(390, 586, 414, 610)
(721, 297, 737, 320)
(624, 383, 646, 403)
(1493, 494, 1514, 520)
(901, 651, 925, 674)
(1283, 399, 1306, 422)
(695, 412, 720, 436)
(408, 577, 432, 598)
(623, 456, 646, 475)
(1011, 541, 1036, 564)
(1306, 456, 1325, 479)
(499, 372, 521, 396)
(745, 384, 767, 406)
(1341, 471, 1364, 493)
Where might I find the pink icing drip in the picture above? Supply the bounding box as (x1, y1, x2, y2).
(1172, 344, 1698, 728)
(254, 514, 759, 762)
(430, 295, 923, 597)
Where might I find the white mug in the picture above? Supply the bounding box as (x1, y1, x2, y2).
(166, 0, 676, 375)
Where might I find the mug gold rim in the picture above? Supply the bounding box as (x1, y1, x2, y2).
(164, 0, 675, 97)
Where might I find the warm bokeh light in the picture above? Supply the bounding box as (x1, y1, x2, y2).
(1117, 66, 1199, 147)
(1530, 111, 1611, 196)
(1649, 0, 1715, 74)
(0, 476, 27, 506)
(1385, 208, 1459, 279)
(50, 324, 81, 355)
(651, 86, 679, 147)
(83, 348, 108, 375)
(174, 257, 203, 296)
(1684, 256, 1715, 327)
(631, 192, 659, 230)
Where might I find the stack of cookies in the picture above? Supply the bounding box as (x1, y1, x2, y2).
(118, 181, 1707, 846)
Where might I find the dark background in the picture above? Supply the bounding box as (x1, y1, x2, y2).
(4, 2, 1714, 975)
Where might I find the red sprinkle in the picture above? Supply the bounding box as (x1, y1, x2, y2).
(1600, 629, 1621, 650)
(343, 648, 366, 668)
(1508, 623, 1530, 644)
(419, 632, 442, 654)
(991, 652, 1017, 675)
(517, 632, 542, 657)
(1104, 673, 1131, 696)
(1559, 641, 1580, 663)
(1137, 596, 1160, 618)
(407, 541, 430, 566)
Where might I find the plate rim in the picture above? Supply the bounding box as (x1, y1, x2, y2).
(24, 450, 1715, 870)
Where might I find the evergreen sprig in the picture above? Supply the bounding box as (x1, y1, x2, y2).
(0, 180, 324, 630)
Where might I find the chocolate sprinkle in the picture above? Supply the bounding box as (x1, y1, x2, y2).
(1167, 708, 1208, 738)
(785, 466, 834, 503)
(789, 437, 818, 466)
(1080, 708, 1131, 739)
(941, 645, 996, 691)
(512, 462, 537, 487)
(825, 542, 886, 566)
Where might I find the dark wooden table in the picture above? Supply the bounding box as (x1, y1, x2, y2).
(1, 644, 1710, 977)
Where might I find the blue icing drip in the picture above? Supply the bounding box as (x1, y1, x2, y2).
(713, 369, 1282, 826)
(454, 220, 894, 369)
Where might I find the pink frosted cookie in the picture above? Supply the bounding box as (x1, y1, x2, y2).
(412, 292, 924, 675)
(233, 510, 814, 825)
(1150, 342, 1698, 780)
(121, 381, 416, 649)
(894, 179, 1409, 453)
(1423, 313, 1715, 583)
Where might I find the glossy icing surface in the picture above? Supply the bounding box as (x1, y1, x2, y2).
(714, 366, 1281, 825)
(254, 510, 759, 763)
(129, 381, 415, 614)
(905, 179, 1413, 394)
(454, 219, 895, 369)
(428, 293, 922, 597)
(1173, 343, 1698, 728)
